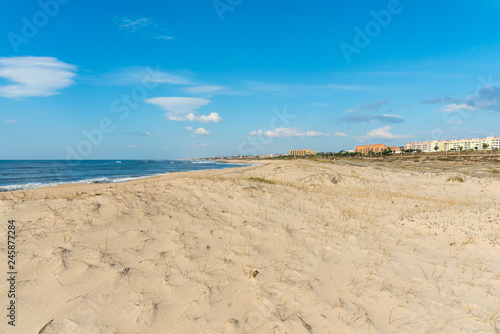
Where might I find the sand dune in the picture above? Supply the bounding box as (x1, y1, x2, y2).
(1, 160, 499, 333)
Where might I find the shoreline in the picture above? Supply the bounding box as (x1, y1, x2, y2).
(0, 159, 263, 195)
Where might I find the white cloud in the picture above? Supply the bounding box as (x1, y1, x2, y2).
(0, 57, 77, 98)
(126, 144, 138, 149)
(4, 120, 16, 124)
(154, 36, 173, 40)
(335, 132, 348, 137)
(121, 131, 152, 136)
(432, 86, 500, 113)
(116, 17, 173, 40)
(184, 127, 211, 135)
(246, 81, 363, 96)
(145, 97, 223, 122)
(189, 112, 222, 123)
(146, 97, 209, 114)
(360, 126, 412, 141)
(118, 17, 151, 31)
(194, 128, 211, 135)
(344, 100, 390, 114)
(249, 127, 329, 138)
(341, 113, 404, 124)
(106, 66, 192, 85)
(465, 86, 500, 112)
(184, 85, 225, 94)
(439, 104, 477, 113)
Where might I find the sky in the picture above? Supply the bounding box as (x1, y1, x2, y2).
(0, 0, 499, 159)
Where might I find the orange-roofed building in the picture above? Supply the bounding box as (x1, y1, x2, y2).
(388, 146, 401, 153)
(355, 144, 388, 154)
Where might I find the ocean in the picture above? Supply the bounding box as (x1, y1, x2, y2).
(0, 160, 251, 192)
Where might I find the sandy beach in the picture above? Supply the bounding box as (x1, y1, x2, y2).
(1, 159, 499, 333)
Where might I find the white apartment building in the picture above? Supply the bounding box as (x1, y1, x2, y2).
(405, 136, 500, 152)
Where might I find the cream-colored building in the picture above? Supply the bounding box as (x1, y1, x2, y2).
(405, 137, 500, 152)
(289, 149, 318, 156)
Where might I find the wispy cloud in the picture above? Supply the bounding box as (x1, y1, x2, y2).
(121, 131, 153, 136)
(118, 17, 150, 31)
(343, 99, 390, 115)
(465, 85, 500, 112)
(359, 99, 390, 111)
(145, 97, 223, 122)
(335, 132, 348, 137)
(0, 57, 76, 98)
(245, 81, 363, 96)
(364, 71, 465, 79)
(341, 113, 404, 124)
(431, 86, 500, 113)
(184, 127, 211, 135)
(360, 126, 412, 141)
(103, 66, 192, 85)
(4, 120, 16, 124)
(153, 35, 173, 40)
(126, 144, 138, 149)
(115, 17, 173, 40)
(439, 104, 476, 113)
(422, 96, 462, 105)
(184, 85, 226, 94)
(249, 127, 329, 138)
(184, 141, 211, 148)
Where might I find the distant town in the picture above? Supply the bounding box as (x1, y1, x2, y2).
(202, 136, 500, 160)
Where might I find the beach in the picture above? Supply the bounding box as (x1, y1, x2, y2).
(1, 159, 499, 333)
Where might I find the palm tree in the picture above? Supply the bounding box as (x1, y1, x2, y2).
(483, 143, 490, 150)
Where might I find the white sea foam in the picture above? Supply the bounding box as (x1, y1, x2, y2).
(0, 175, 162, 192)
(0, 182, 62, 192)
(0, 160, 252, 192)
(190, 160, 220, 164)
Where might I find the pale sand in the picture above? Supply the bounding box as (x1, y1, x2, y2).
(1, 160, 499, 333)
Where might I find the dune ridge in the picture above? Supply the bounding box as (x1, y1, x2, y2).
(1, 160, 499, 333)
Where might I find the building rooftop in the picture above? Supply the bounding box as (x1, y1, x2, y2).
(355, 144, 386, 148)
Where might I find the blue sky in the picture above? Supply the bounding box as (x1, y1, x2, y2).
(1, 0, 499, 159)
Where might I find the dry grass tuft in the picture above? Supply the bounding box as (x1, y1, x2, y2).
(248, 177, 276, 185)
(447, 177, 465, 182)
